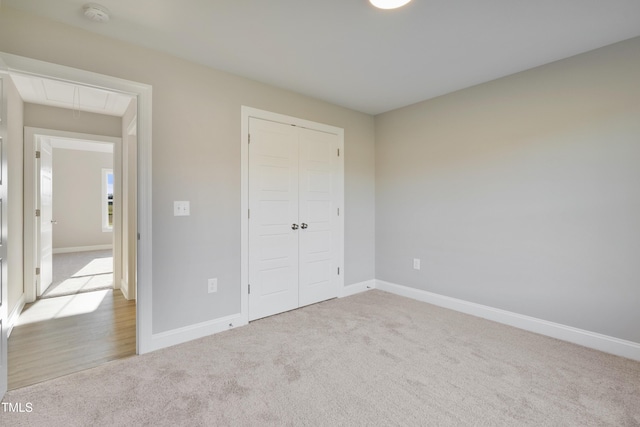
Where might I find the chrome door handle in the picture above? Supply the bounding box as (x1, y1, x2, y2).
(300, 223, 308, 229)
(291, 224, 299, 230)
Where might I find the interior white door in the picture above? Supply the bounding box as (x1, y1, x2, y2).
(38, 139, 54, 296)
(298, 128, 339, 307)
(248, 118, 299, 321)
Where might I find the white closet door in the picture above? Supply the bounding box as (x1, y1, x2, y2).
(248, 118, 299, 321)
(298, 128, 339, 307)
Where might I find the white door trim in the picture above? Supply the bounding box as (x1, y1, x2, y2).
(23, 128, 121, 303)
(241, 106, 344, 324)
(1, 51, 154, 355)
(0, 63, 10, 401)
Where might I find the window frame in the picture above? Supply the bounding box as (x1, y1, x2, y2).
(102, 168, 114, 232)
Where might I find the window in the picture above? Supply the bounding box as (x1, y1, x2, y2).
(102, 168, 114, 232)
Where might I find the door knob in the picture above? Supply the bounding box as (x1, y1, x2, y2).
(51, 220, 58, 224)
(291, 224, 299, 230)
(300, 223, 308, 229)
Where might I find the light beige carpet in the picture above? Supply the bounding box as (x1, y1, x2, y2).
(42, 250, 113, 299)
(2, 290, 639, 426)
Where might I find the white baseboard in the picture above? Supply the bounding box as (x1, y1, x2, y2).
(146, 313, 248, 353)
(376, 280, 640, 362)
(7, 294, 26, 338)
(146, 281, 375, 353)
(120, 278, 129, 299)
(339, 280, 376, 298)
(53, 245, 113, 254)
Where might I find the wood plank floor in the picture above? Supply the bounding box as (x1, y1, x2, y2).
(8, 289, 136, 390)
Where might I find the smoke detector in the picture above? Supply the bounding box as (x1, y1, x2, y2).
(83, 3, 110, 23)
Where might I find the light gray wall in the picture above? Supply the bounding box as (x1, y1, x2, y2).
(6, 74, 24, 316)
(52, 148, 113, 249)
(0, 7, 376, 334)
(375, 37, 640, 343)
(24, 103, 122, 137)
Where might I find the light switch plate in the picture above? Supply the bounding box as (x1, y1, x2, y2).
(413, 258, 421, 270)
(174, 201, 190, 216)
(208, 278, 218, 293)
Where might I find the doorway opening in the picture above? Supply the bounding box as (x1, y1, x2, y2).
(9, 83, 137, 390)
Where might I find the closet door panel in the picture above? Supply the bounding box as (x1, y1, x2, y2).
(248, 118, 299, 321)
(298, 128, 338, 307)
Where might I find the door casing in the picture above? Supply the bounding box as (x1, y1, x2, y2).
(0, 65, 11, 405)
(23, 128, 121, 303)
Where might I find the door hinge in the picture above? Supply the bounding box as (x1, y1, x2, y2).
(137, 233, 141, 240)
(35, 209, 41, 217)
(248, 284, 251, 294)
(337, 208, 340, 216)
(337, 267, 340, 275)
(35, 267, 40, 275)
(248, 134, 251, 144)
(35, 150, 41, 159)
(337, 148, 340, 157)
(248, 209, 250, 219)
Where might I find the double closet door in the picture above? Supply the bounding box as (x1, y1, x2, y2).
(248, 117, 341, 321)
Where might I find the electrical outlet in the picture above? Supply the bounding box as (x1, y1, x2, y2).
(413, 258, 421, 270)
(174, 201, 190, 216)
(208, 278, 218, 293)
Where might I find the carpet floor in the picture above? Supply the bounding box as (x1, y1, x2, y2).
(42, 250, 113, 298)
(2, 290, 638, 426)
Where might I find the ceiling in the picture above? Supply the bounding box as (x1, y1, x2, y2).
(12, 73, 133, 116)
(5, 0, 640, 115)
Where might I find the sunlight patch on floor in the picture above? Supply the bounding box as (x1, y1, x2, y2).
(73, 256, 113, 277)
(16, 290, 110, 326)
(45, 273, 113, 298)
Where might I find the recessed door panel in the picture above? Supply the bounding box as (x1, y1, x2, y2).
(305, 230, 332, 255)
(259, 200, 290, 225)
(259, 165, 291, 192)
(306, 200, 332, 223)
(306, 171, 331, 193)
(254, 134, 291, 159)
(305, 260, 332, 287)
(305, 136, 332, 162)
(259, 234, 290, 261)
(260, 267, 293, 296)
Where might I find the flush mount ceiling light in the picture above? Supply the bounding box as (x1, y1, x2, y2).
(83, 3, 110, 23)
(370, 0, 412, 9)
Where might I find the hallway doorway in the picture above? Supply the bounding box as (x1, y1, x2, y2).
(8, 76, 138, 390)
